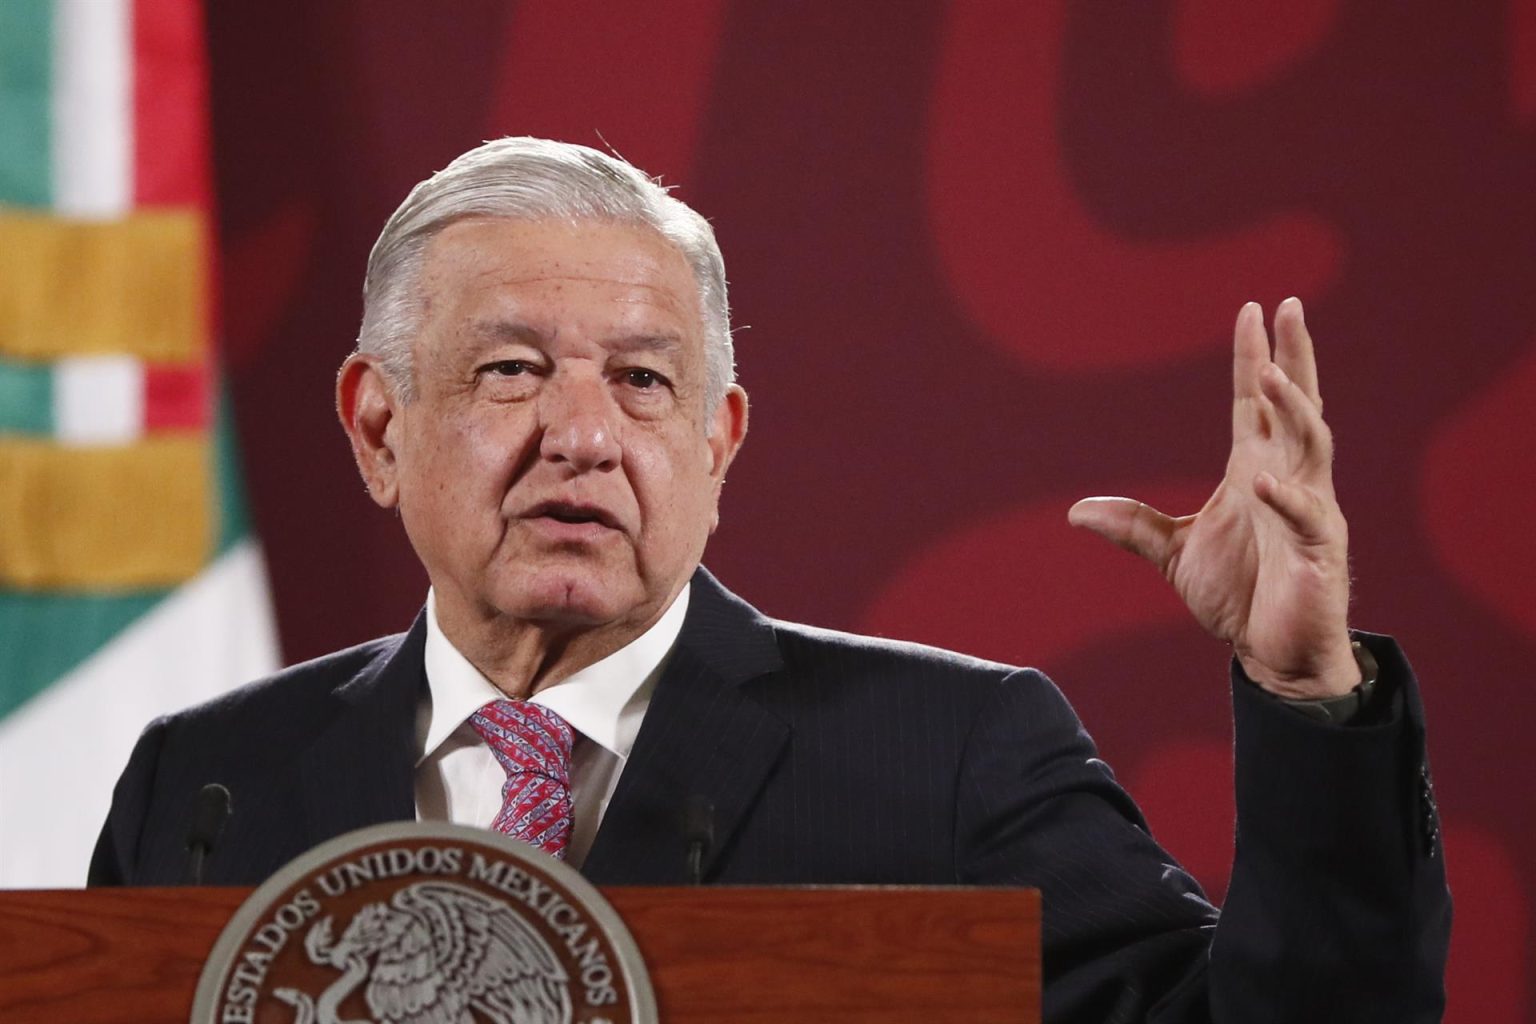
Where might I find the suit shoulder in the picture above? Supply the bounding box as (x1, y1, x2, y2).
(157, 632, 407, 730)
(768, 617, 1038, 684)
(690, 570, 1048, 696)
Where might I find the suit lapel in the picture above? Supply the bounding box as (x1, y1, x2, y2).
(582, 569, 788, 884)
(296, 613, 426, 845)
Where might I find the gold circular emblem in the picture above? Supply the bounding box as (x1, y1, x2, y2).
(191, 823, 656, 1024)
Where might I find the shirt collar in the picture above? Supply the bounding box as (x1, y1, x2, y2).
(419, 584, 690, 763)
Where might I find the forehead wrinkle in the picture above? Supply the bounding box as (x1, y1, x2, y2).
(459, 268, 695, 321)
(422, 220, 705, 364)
(456, 245, 684, 287)
(521, 271, 699, 327)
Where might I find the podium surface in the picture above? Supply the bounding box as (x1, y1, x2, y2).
(1, 885, 1039, 1022)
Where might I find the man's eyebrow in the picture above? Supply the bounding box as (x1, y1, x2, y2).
(465, 323, 683, 354)
(469, 320, 546, 344)
(607, 332, 685, 354)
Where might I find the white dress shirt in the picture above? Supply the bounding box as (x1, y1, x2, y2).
(414, 585, 689, 868)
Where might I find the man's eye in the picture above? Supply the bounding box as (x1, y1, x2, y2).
(624, 369, 665, 390)
(488, 361, 529, 376)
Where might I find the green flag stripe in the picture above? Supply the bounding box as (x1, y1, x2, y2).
(0, 0, 53, 208)
(0, 590, 159, 720)
(0, 358, 53, 434)
(213, 380, 253, 552)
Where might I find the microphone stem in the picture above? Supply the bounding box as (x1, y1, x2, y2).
(186, 845, 208, 886)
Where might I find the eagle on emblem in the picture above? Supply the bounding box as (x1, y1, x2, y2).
(272, 880, 573, 1024)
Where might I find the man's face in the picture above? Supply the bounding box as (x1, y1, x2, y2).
(344, 217, 746, 649)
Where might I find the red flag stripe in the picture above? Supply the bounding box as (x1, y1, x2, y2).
(144, 362, 210, 432)
(133, 0, 212, 210)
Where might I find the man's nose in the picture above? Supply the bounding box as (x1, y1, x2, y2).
(538, 373, 621, 472)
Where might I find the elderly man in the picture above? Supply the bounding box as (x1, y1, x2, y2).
(92, 138, 1450, 1022)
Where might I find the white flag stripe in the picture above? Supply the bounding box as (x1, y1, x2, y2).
(0, 538, 281, 888)
(50, 0, 133, 218)
(53, 354, 143, 444)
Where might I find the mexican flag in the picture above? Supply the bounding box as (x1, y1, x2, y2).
(0, 0, 279, 886)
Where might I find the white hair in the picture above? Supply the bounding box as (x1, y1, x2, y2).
(356, 137, 734, 411)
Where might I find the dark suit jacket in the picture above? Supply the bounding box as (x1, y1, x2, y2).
(91, 567, 1450, 1023)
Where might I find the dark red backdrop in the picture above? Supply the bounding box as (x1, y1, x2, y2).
(208, 2, 1535, 1019)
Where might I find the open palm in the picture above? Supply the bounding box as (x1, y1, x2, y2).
(1070, 299, 1358, 699)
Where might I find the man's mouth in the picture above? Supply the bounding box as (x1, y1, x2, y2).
(524, 501, 622, 531)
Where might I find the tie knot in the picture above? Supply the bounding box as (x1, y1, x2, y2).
(469, 700, 575, 781)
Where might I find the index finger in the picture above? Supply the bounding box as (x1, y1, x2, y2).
(1233, 300, 1269, 400)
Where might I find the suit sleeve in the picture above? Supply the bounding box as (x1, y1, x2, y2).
(953, 633, 1449, 1024)
(87, 716, 170, 886)
(1210, 632, 1450, 1023)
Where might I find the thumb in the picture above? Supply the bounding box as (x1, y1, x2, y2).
(1068, 496, 1178, 569)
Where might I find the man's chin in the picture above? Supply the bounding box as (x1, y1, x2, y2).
(498, 573, 649, 629)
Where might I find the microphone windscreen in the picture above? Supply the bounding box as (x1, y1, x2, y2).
(187, 782, 233, 850)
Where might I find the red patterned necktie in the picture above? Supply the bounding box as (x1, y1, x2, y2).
(469, 699, 575, 859)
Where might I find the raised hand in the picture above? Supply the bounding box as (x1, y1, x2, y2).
(1068, 298, 1359, 699)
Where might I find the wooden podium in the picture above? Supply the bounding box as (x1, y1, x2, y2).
(0, 885, 1038, 1022)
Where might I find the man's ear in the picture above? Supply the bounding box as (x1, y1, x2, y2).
(337, 354, 404, 508)
(706, 385, 749, 531)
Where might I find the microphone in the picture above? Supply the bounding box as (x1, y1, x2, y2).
(183, 783, 232, 885)
(683, 795, 714, 885)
